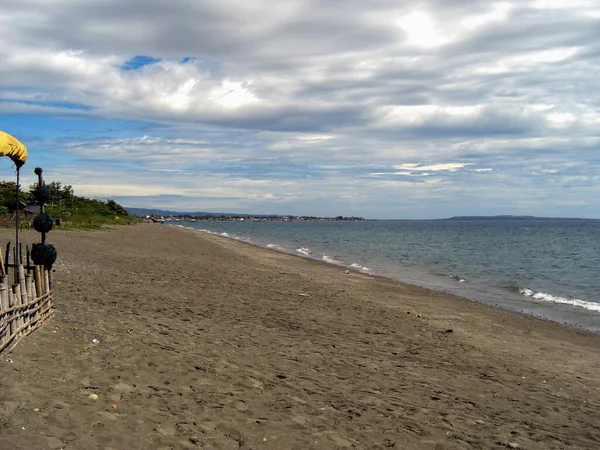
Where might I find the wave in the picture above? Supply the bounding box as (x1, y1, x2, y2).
(520, 288, 600, 312)
(296, 247, 312, 256)
(350, 262, 372, 273)
(450, 274, 468, 283)
(322, 254, 343, 264)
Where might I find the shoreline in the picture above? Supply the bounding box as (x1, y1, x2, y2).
(184, 225, 599, 337)
(172, 223, 600, 334)
(1, 224, 599, 449)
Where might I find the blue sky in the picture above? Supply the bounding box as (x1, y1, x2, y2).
(1, 0, 600, 219)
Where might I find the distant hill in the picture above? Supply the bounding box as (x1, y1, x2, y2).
(443, 215, 591, 221)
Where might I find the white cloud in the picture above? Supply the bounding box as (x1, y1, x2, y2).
(394, 163, 474, 172)
(1, 0, 600, 218)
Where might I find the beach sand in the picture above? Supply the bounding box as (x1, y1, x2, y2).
(0, 223, 599, 449)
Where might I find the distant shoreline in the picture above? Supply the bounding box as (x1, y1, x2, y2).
(127, 206, 598, 222)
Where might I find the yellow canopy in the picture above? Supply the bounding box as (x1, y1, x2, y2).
(0, 130, 28, 168)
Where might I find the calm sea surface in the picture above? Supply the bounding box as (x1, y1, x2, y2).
(170, 219, 600, 332)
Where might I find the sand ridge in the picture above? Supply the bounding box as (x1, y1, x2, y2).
(0, 224, 599, 449)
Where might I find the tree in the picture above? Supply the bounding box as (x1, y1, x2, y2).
(105, 199, 128, 216)
(28, 181, 74, 207)
(0, 181, 32, 212)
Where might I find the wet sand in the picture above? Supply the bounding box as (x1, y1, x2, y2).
(0, 223, 599, 449)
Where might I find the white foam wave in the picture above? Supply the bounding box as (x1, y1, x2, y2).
(267, 244, 285, 251)
(296, 247, 312, 256)
(450, 274, 467, 283)
(520, 288, 600, 312)
(220, 232, 229, 237)
(322, 255, 343, 264)
(349, 262, 372, 273)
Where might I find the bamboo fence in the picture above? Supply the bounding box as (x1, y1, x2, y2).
(0, 258, 54, 353)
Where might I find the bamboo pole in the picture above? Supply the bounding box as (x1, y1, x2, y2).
(0, 295, 53, 353)
(17, 265, 27, 331)
(43, 269, 50, 294)
(6, 286, 14, 338)
(25, 273, 34, 324)
(26, 245, 31, 275)
(34, 266, 42, 298)
(0, 248, 5, 277)
(0, 282, 6, 346)
(25, 274, 33, 302)
(0, 277, 7, 310)
(18, 265, 26, 299)
(12, 247, 17, 284)
(4, 242, 9, 278)
(7, 286, 14, 307)
(0, 292, 50, 316)
(13, 284, 22, 333)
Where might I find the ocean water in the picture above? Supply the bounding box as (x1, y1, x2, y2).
(170, 219, 600, 332)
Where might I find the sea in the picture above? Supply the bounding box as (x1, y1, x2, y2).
(168, 218, 600, 332)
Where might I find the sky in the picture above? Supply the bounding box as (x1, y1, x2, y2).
(1, 0, 600, 219)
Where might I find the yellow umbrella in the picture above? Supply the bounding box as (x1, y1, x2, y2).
(0, 131, 28, 275)
(0, 130, 28, 168)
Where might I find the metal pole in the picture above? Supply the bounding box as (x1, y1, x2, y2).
(15, 166, 20, 284)
(15, 166, 20, 254)
(35, 168, 45, 244)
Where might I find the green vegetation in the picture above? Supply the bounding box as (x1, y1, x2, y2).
(0, 180, 138, 229)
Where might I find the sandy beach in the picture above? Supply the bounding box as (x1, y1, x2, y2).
(0, 223, 599, 449)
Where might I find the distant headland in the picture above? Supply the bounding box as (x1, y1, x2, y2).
(125, 207, 365, 222)
(125, 208, 594, 222)
(442, 215, 594, 221)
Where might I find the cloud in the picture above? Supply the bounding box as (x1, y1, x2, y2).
(1, 0, 600, 218)
(394, 163, 474, 172)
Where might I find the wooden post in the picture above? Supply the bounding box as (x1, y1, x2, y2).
(0, 248, 5, 277)
(0, 282, 7, 343)
(34, 266, 42, 298)
(4, 242, 10, 278)
(7, 286, 14, 307)
(13, 284, 22, 333)
(25, 274, 33, 302)
(0, 280, 7, 310)
(0, 282, 7, 336)
(12, 247, 17, 284)
(17, 265, 27, 330)
(18, 265, 26, 299)
(0, 281, 6, 333)
(43, 269, 50, 294)
(25, 274, 34, 324)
